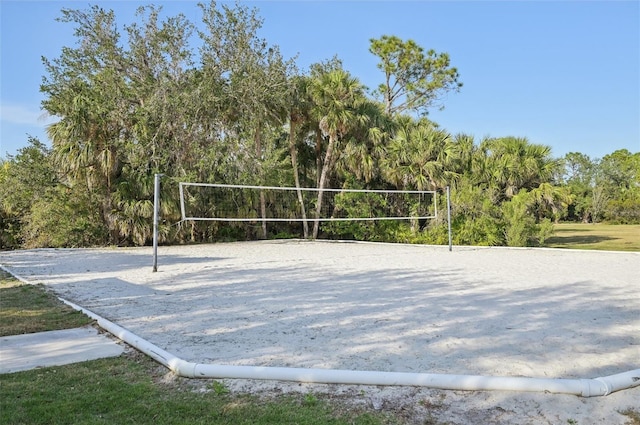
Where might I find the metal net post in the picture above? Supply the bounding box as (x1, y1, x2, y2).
(152, 173, 163, 272)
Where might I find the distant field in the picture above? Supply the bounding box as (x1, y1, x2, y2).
(544, 223, 640, 252)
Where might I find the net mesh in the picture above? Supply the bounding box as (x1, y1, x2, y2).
(179, 183, 436, 223)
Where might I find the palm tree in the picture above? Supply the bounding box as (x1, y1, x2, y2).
(286, 75, 314, 237)
(335, 99, 390, 186)
(530, 182, 573, 223)
(307, 69, 369, 238)
(46, 78, 125, 244)
(479, 137, 557, 199)
(449, 133, 476, 179)
(381, 117, 452, 191)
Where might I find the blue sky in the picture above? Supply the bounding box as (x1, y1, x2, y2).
(1, 0, 639, 161)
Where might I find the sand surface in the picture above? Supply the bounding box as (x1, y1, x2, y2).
(1, 241, 638, 424)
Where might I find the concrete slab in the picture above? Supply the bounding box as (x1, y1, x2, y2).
(0, 326, 124, 374)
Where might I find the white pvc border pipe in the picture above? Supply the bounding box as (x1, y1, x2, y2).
(61, 298, 639, 398)
(2, 264, 638, 397)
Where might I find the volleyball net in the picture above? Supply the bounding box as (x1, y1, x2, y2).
(152, 178, 452, 270)
(178, 182, 438, 223)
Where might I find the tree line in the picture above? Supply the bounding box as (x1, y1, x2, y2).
(1, 2, 638, 249)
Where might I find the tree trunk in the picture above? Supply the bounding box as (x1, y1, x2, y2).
(255, 127, 267, 239)
(289, 118, 309, 238)
(315, 130, 323, 188)
(259, 190, 267, 239)
(313, 134, 336, 239)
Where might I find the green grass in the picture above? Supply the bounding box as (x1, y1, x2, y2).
(544, 223, 640, 252)
(0, 270, 93, 336)
(1, 353, 392, 425)
(0, 271, 401, 425)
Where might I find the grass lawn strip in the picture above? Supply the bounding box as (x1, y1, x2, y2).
(0, 270, 93, 336)
(544, 223, 640, 251)
(1, 350, 396, 425)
